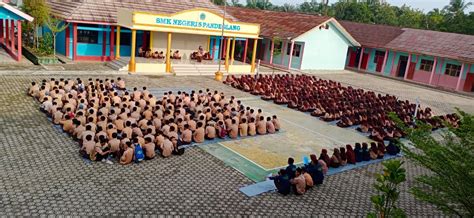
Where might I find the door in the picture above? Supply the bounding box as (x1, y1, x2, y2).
(396, 56, 408, 78)
(464, 72, 474, 92)
(375, 55, 384, 72)
(406, 62, 416, 79)
(361, 53, 369, 70)
(348, 49, 357, 67)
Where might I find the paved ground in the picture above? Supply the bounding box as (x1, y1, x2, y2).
(0, 72, 448, 216)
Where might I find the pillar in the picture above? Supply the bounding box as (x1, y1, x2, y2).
(207, 35, 210, 52)
(149, 31, 153, 51)
(166, 32, 172, 73)
(16, 20, 21, 61)
(5, 19, 9, 48)
(243, 39, 248, 63)
(230, 37, 236, 65)
(10, 19, 15, 53)
(222, 37, 227, 59)
(455, 63, 465, 91)
(102, 30, 107, 60)
(381, 49, 389, 74)
(250, 38, 258, 73)
(0, 19, 3, 43)
(128, 29, 136, 73)
(224, 37, 231, 70)
(115, 26, 121, 60)
(288, 41, 295, 69)
(428, 57, 438, 85)
(110, 26, 115, 59)
(404, 53, 412, 80)
(357, 47, 364, 70)
(72, 23, 77, 60)
(280, 40, 285, 65)
(269, 38, 274, 64)
(65, 24, 70, 58)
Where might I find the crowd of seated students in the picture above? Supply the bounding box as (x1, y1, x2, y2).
(190, 46, 212, 62)
(269, 141, 401, 195)
(138, 47, 181, 60)
(224, 74, 460, 142)
(28, 78, 281, 165)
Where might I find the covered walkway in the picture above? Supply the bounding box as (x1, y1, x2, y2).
(0, 2, 33, 62)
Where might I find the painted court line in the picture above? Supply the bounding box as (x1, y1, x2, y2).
(218, 142, 304, 172)
(243, 99, 347, 145)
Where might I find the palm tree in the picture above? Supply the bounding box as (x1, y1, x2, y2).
(444, 0, 472, 15)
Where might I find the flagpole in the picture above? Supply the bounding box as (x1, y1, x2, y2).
(215, 1, 226, 81)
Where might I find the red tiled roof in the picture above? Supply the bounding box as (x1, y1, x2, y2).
(385, 28, 474, 63)
(339, 21, 403, 48)
(224, 6, 331, 39)
(47, 0, 238, 24)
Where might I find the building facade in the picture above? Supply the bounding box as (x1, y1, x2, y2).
(341, 21, 474, 93)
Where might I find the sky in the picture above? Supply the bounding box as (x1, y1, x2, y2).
(245, 0, 474, 12)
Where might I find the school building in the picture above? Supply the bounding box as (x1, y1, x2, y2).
(341, 21, 474, 93)
(0, 1, 33, 61)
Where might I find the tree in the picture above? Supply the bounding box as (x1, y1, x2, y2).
(298, 0, 321, 14)
(425, 9, 446, 31)
(444, 0, 472, 15)
(367, 160, 407, 218)
(45, 17, 69, 57)
(390, 110, 474, 217)
(373, 4, 399, 26)
(230, 0, 243, 7)
(396, 5, 424, 29)
(211, 0, 226, 6)
(246, 0, 273, 10)
(22, 0, 50, 48)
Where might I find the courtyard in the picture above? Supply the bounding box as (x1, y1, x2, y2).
(0, 69, 472, 216)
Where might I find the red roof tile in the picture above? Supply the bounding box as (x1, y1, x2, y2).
(47, 0, 238, 24)
(339, 21, 403, 48)
(385, 28, 474, 63)
(224, 6, 331, 39)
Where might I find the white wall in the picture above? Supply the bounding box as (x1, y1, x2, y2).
(151, 32, 208, 60)
(297, 22, 352, 70)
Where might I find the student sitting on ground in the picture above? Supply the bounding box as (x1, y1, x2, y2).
(301, 168, 313, 190)
(385, 141, 400, 155)
(329, 148, 341, 168)
(286, 157, 297, 179)
(354, 143, 363, 162)
(120, 141, 134, 165)
(345, 144, 356, 164)
(290, 168, 306, 195)
(369, 142, 378, 160)
(268, 169, 291, 195)
(305, 154, 325, 185)
(362, 143, 371, 161)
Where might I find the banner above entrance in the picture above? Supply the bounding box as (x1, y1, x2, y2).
(117, 8, 260, 39)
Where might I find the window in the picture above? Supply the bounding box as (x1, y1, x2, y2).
(419, 59, 434, 72)
(77, 30, 99, 44)
(444, 63, 461, 77)
(270, 41, 282, 50)
(286, 43, 302, 57)
(374, 51, 385, 63)
(120, 32, 131, 46)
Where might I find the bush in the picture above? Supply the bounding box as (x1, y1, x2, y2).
(29, 33, 54, 57)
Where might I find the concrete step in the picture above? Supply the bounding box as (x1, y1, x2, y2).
(106, 60, 128, 71)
